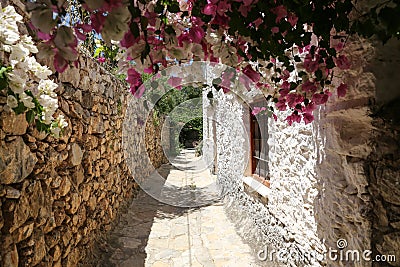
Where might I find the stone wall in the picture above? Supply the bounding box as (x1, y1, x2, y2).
(366, 38, 400, 266)
(368, 110, 400, 267)
(312, 36, 375, 267)
(145, 113, 169, 169)
(204, 86, 325, 266)
(203, 35, 400, 266)
(0, 49, 167, 266)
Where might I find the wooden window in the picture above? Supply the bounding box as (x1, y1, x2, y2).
(250, 105, 270, 187)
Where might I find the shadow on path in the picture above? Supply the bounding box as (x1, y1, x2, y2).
(85, 150, 258, 267)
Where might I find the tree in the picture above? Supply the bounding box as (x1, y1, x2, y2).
(25, 0, 400, 124)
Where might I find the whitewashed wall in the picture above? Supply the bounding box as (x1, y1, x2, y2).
(203, 87, 325, 266)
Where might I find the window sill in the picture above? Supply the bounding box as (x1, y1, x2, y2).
(242, 176, 271, 198)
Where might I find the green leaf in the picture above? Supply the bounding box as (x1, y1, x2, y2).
(36, 120, 50, 133)
(326, 57, 335, 69)
(93, 46, 104, 58)
(0, 66, 8, 78)
(13, 101, 26, 115)
(0, 78, 7, 90)
(154, 4, 165, 14)
(167, 3, 180, 13)
(315, 69, 323, 81)
(26, 110, 35, 123)
(290, 82, 298, 90)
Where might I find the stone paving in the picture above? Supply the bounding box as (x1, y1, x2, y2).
(94, 149, 260, 267)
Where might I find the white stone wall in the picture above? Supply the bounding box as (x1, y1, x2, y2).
(203, 35, 388, 267)
(202, 88, 216, 174)
(203, 86, 324, 266)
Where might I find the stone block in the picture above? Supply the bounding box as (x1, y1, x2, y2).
(69, 143, 83, 166)
(0, 137, 37, 184)
(0, 111, 28, 135)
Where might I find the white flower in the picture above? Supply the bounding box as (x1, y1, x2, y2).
(0, 3, 62, 133)
(50, 114, 68, 137)
(6, 68, 27, 94)
(38, 79, 58, 96)
(20, 35, 38, 53)
(2, 6, 23, 22)
(57, 114, 68, 128)
(0, 6, 22, 45)
(23, 56, 52, 79)
(38, 94, 58, 111)
(6, 95, 18, 109)
(20, 92, 35, 109)
(50, 126, 61, 138)
(0, 28, 20, 45)
(10, 43, 30, 67)
(33, 64, 52, 80)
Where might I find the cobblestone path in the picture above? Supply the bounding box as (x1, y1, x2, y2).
(94, 150, 259, 267)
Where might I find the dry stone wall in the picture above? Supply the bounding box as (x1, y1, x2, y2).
(0, 50, 167, 266)
(312, 36, 376, 267)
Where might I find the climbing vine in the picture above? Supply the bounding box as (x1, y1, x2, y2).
(0, 4, 67, 136)
(25, 0, 400, 124)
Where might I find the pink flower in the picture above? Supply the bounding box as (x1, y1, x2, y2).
(273, 114, 278, 121)
(90, 12, 106, 32)
(337, 83, 348, 97)
(303, 112, 314, 124)
(242, 65, 260, 83)
(279, 81, 289, 90)
(189, 26, 205, 43)
(312, 92, 329, 105)
(276, 100, 287, 111)
(121, 31, 138, 48)
(335, 41, 345, 52)
(203, 4, 217, 15)
(144, 66, 154, 74)
(168, 76, 182, 90)
(98, 57, 106, 63)
(211, 14, 230, 26)
(335, 55, 351, 69)
(238, 4, 251, 17)
(299, 45, 311, 54)
(241, 0, 254, 6)
(301, 80, 317, 93)
(304, 54, 319, 73)
(271, 27, 279, 34)
(54, 53, 68, 73)
(253, 18, 263, 28)
(285, 112, 301, 125)
(286, 93, 304, 108)
(302, 102, 316, 113)
(287, 12, 298, 27)
(279, 88, 290, 97)
(217, 0, 231, 15)
(271, 5, 287, 23)
(126, 68, 142, 88)
(280, 69, 290, 80)
(252, 106, 266, 116)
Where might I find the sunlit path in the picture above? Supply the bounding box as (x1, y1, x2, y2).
(93, 150, 259, 267)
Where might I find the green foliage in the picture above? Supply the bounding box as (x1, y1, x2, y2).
(351, 1, 400, 43)
(153, 86, 203, 149)
(0, 65, 11, 91)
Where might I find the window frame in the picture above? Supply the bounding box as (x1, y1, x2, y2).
(249, 102, 270, 188)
